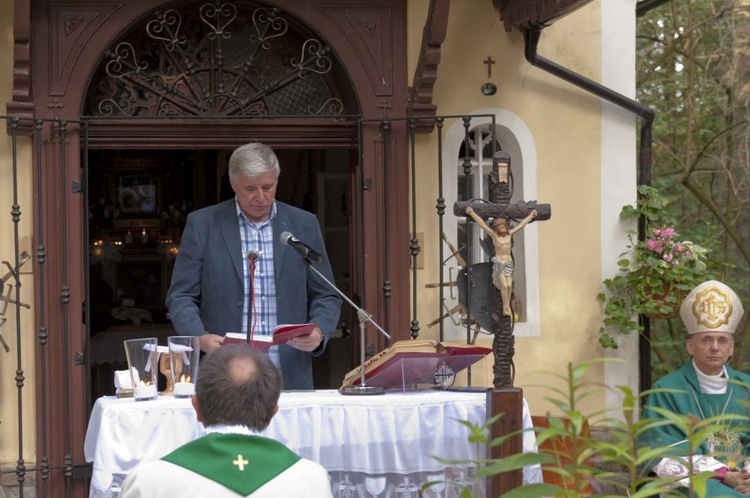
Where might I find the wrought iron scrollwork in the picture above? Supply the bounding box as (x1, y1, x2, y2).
(146, 9, 187, 50)
(249, 7, 288, 48)
(87, 1, 347, 117)
(292, 40, 332, 78)
(200, 2, 237, 40)
(105, 42, 148, 79)
(308, 98, 344, 116)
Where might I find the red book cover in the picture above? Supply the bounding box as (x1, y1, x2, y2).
(269, 322, 316, 343)
(340, 340, 491, 390)
(222, 323, 316, 352)
(222, 333, 273, 352)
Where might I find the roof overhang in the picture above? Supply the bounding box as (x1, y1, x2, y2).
(493, 0, 596, 32)
(407, 0, 597, 131)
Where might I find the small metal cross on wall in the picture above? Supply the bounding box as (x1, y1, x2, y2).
(483, 56, 496, 78)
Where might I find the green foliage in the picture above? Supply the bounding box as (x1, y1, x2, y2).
(598, 186, 713, 349)
(424, 412, 553, 497)
(423, 359, 744, 497)
(636, 0, 750, 372)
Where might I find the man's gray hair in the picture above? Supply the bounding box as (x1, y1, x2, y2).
(228, 143, 281, 181)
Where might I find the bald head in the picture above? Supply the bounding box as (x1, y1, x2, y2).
(227, 355, 259, 383)
(194, 345, 282, 430)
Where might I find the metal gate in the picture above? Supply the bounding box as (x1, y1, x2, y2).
(1, 111, 509, 497)
(1, 116, 92, 497)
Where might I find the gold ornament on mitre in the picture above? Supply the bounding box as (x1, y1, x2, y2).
(679, 280, 744, 335)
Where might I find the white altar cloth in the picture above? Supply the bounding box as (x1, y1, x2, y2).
(85, 389, 542, 497)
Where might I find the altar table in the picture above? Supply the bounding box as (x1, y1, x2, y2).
(84, 389, 542, 497)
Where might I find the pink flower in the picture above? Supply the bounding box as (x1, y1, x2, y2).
(674, 242, 684, 253)
(661, 227, 676, 238)
(663, 253, 673, 263)
(646, 239, 660, 251)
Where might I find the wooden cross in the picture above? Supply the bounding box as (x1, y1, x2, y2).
(47, 99, 65, 119)
(453, 151, 551, 388)
(483, 56, 496, 78)
(454, 151, 551, 494)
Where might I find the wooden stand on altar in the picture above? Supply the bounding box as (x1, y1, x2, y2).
(340, 340, 491, 392)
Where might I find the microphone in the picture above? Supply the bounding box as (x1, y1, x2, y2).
(247, 250, 260, 262)
(280, 231, 324, 263)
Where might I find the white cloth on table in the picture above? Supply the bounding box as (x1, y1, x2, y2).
(85, 390, 542, 498)
(84, 396, 204, 497)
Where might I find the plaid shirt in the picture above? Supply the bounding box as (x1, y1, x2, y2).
(236, 199, 280, 367)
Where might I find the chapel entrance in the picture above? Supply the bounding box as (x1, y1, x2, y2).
(14, 0, 409, 495)
(80, 1, 364, 401)
(85, 147, 356, 401)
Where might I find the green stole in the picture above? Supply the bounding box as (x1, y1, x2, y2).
(162, 433, 301, 495)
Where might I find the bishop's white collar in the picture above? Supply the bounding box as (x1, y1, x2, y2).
(692, 359, 728, 394)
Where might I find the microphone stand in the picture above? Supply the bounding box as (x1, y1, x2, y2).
(299, 255, 391, 395)
(246, 253, 257, 346)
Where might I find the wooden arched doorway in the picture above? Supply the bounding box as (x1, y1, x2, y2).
(81, 1, 362, 400)
(11, 0, 409, 495)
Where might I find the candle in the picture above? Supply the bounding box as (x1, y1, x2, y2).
(141, 228, 148, 244)
(133, 383, 157, 401)
(125, 231, 133, 244)
(173, 382, 195, 398)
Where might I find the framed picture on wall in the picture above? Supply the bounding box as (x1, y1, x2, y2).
(117, 175, 157, 215)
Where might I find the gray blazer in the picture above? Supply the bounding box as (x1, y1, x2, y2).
(165, 199, 342, 389)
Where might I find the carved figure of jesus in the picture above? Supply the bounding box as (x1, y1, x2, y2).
(465, 206, 537, 316)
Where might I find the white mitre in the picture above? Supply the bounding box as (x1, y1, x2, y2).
(679, 280, 744, 335)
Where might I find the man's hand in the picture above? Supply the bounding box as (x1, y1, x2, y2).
(725, 469, 750, 494)
(199, 333, 224, 354)
(287, 327, 323, 352)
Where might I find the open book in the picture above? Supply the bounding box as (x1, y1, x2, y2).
(223, 323, 317, 352)
(340, 339, 491, 390)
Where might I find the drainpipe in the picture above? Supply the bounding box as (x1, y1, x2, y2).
(636, 0, 673, 18)
(523, 26, 656, 393)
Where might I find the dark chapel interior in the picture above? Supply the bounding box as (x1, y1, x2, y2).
(86, 148, 354, 398)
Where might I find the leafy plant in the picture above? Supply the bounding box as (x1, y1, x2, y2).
(598, 185, 713, 349)
(422, 358, 740, 498)
(421, 413, 555, 498)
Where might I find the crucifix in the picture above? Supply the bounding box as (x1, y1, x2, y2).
(454, 151, 551, 387)
(483, 56, 496, 78)
(453, 150, 551, 493)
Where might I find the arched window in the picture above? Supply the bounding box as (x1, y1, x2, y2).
(441, 111, 540, 339)
(83, 1, 356, 117)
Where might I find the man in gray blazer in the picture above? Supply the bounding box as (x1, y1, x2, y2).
(166, 143, 342, 390)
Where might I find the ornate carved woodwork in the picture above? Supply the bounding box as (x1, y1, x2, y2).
(406, 0, 450, 132)
(7, 0, 34, 131)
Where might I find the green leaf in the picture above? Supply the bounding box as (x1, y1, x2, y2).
(500, 483, 563, 498)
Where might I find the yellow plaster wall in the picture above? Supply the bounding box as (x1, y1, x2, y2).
(407, 0, 607, 416)
(0, 0, 619, 447)
(0, 0, 38, 464)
